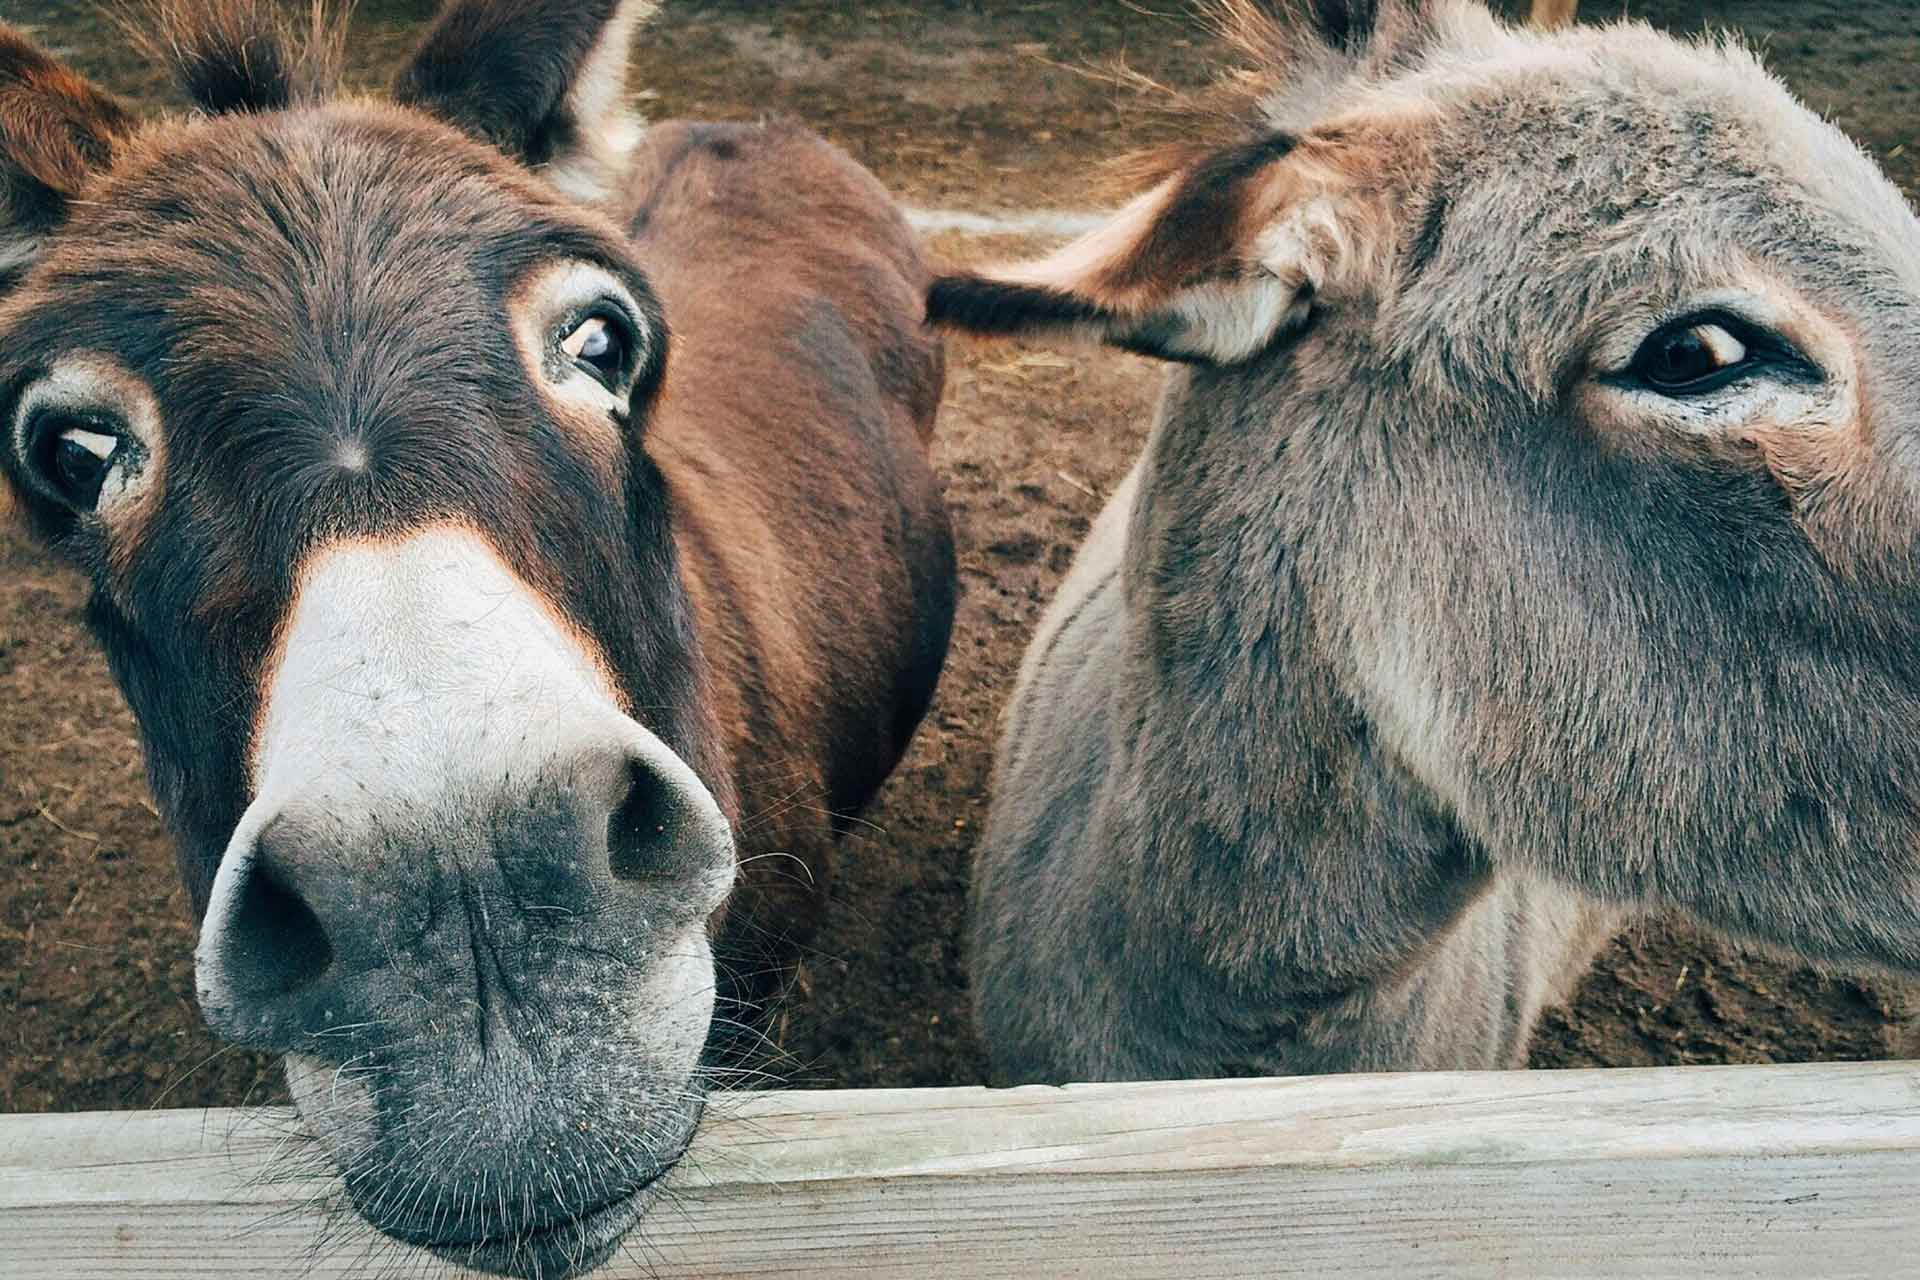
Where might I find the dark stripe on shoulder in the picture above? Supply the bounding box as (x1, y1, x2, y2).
(1402, 189, 1450, 286)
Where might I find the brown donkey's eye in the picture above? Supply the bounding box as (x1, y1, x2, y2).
(560, 314, 631, 391)
(1630, 320, 1752, 395)
(28, 416, 121, 511)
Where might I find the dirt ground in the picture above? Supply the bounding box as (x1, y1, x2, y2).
(4, 0, 1920, 1114)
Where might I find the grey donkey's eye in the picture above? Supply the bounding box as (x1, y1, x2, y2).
(1632, 321, 1748, 395)
(1626, 312, 1815, 398)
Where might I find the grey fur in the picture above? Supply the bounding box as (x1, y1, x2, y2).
(957, 1, 1920, 1083)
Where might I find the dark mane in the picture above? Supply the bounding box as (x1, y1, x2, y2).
(123, 0, 349, 114)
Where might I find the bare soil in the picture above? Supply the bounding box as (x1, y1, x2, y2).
(4, 0, 1919, 1115)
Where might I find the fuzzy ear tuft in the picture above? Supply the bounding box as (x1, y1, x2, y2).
(1201, 0, 1437, 132)
(1299, 0, 1387, 53)
(0, 24, 135, 286)
(928, 269, 1308, 366)
(393, 0, 657, 202)
(128, 0, 350, 116)
(1208, 0, 1433, 69)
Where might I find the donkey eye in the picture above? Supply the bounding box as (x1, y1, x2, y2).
(29, 416, 121, 511)
(560, 315, 630, 391)
(1629, 320, 1752, 395)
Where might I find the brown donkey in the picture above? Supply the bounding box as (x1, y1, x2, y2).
(0, 1, 952, 1274)
(935, 0, 1920, 1085)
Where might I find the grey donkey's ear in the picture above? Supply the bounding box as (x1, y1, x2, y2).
(393, 0, 656, 202)
(0, 24, 135, 291)
(928, 124, 1407, 365)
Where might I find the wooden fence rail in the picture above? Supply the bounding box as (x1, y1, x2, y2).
(5, 1061, 1919, 1278)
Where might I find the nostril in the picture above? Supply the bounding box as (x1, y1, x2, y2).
(608, 760, 689, 881)
(225, 857, 334, 998)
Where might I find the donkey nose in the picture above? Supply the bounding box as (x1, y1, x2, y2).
(194, 725, 734, 1049)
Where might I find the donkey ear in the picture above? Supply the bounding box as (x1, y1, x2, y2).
(0, 25, 134, 287)
(928, 129, 1400, 365)
(393, 0, 656, 202)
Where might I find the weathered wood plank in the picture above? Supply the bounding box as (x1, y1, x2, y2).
(1532, 0, 1578, 27)
(4, 1062, 1919, 1277)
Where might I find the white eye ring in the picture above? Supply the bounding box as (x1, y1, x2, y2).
(510, 263, 652, 450)
(9, 357, 163, 520)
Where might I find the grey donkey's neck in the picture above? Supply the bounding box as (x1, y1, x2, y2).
(986, 355, 1610, 1081)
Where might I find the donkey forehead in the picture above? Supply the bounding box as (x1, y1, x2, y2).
(0, 105, 665, 595)
(0, 106, 663, 491)
(1421, 27, 1920, 282)
(1325, 55, 1907, 332)
(7, 105, 640, 357)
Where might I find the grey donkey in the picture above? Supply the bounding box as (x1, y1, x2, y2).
(929, 0, 1920, 1083)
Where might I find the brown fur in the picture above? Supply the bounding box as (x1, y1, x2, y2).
(125, 0, 349, 113)
(623, 118, 952, 945)
(0, 4, 953, 1274)
(0, 26, 133, 258)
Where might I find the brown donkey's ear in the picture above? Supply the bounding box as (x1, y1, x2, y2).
(928, 127, 1405, 365)
(393, 0, 657, 202)
(0, 25, 134, 288)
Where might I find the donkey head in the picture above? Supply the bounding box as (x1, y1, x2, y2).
(0, 3, 733, 1274)
(934, 1, 1920, 978)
